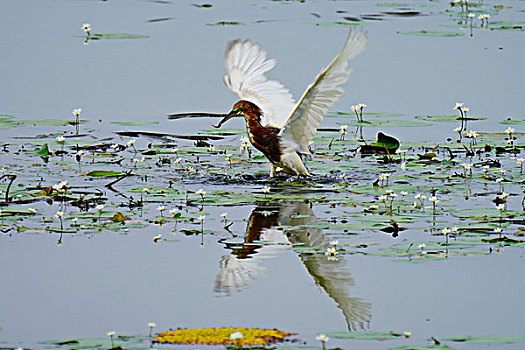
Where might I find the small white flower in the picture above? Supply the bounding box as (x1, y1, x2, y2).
(28, 208, 37, 214)
(169, 208, 178, 215)
(325, 247, 337, 256)
(462, 107, 469, 113)
(389, 192, 398, 199)
(418, 243, 425, 249)
(76, 150, 84, 156)
(494, 227, 502, 234)
(400, 191, 408, 196)
(358, 103, 367, 109)
(505, 127, 515, 135)
(127, 139, 136, 146)
(442, 228, 451, 235)
(208, 146, 215, 152)
(330, 240, 339, 247)
(454, 126, 462, 133)
(496, 177, 504, 183)
(82, 23, 91, 35)
(96, 204, 105, 211)
(175, 158, 182, 164)
(467, 130, 478, 138)
(368, 205, 378, 210)
(153, 234, 162, 243)
(352, 105, 358, 111)
(262, 185, 270, 194)
(172, 148, 178, 153)
(55, 211, 65, 218)
(196, 189, 206, 196)
(429, 196, 438, 203)
(340, 124, 348, 134)
(404, 331, 412, 338)
(157, 205, 165, 212)
(110, 143, 119, 149)
(468, 13, 475, 18)
(72, 108, 82, 116)
(496, 204, 505, 211)
(316, 334, 329, 343)
(379, 195, 387, 201)
(501, 192, 509, 199)
(198, 215, 205, 222)
(56, 136, 65, 143)
(230, 331, 243, 340)
(107, 331, 116, 337)
(142, 188, 150, 193)
(221, 212, 227, 219)
(148, 322, 156, 328)
(454, 102, 464, 110)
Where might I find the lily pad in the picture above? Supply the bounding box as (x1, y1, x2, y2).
(360, 132, 400, 154)
(326, 331, 404, 340)
(415, 115, 486, 122)
(110, 121, 159, 126)
(442, 334, 525, 344)
(85, 170, 127, 177)
(397, 30, 464, 37)
(91, 33, 149, 39)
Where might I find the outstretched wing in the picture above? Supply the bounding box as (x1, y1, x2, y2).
(223, 39, 296, 128)
(279, 29, 367, 156)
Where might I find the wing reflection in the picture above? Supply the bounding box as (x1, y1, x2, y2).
(214, 201, 371, 331)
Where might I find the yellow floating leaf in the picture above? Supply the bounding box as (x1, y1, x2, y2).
(154, 327, 293, 345)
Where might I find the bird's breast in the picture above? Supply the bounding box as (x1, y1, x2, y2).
(245, 122, 282, 164)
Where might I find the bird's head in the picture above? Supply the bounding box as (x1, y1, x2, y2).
(213, 100, 262, 128)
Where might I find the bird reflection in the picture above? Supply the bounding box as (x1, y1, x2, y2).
(214, 201, 371, 331)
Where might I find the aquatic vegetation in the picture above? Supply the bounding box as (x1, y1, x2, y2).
(154, 327, 293, 345)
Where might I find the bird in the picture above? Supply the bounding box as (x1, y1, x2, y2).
(213, 29, 367, 177)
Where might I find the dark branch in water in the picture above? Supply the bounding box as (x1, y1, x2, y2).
(167, 113, 227, 120)
(0, 174, 17, 202)
(106, 170, 133, 189)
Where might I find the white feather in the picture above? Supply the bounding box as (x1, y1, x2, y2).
(280, 29, 368, 157)
(223, 39, 296, 128)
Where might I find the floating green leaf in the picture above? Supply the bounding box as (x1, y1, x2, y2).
(499, 119, 525, 125)
(442, 334, 525, 344)
(397, 30, 464, 37)
(91, 33, 149, 39)
(326, 330, 404, 340)
(110, 121, 159, 126)
(85, 170, 127, 177)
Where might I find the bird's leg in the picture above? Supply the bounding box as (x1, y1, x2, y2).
(269, 164, 276, 178)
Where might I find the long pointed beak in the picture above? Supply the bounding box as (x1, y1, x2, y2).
(212, 110, 239, 128)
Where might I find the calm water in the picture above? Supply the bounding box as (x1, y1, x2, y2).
(1, 0, 524, 349)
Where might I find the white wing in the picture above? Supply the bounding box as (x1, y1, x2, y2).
(223, 39, 296, 128)
(280, 29, 367, 155)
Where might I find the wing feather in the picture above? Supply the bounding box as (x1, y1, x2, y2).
(223, 39, 296, 128)
(280, 29, 367, 155)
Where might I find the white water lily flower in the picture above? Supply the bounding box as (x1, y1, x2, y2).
(230, 331, 243, 340)
(316, 334, 329, 343)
